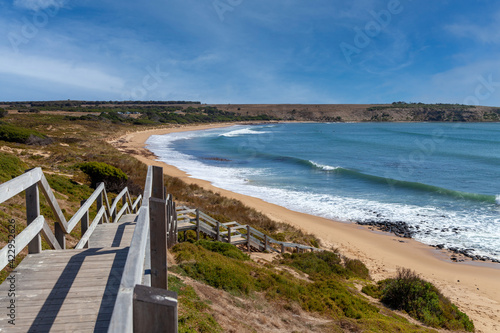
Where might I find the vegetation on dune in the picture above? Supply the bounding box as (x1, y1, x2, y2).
(0, 123, 52, 145)
(0, 152, 27, 182)
(168, 274, 223, 333)
(172, 241, 438, 332)
(78, 161, 128, 192)
(362, 268, 474, 331)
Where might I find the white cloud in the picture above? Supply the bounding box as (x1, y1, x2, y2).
(13, 0, 65, 11)
(0, 50, 125, 93)
(408, 60, 500, 106)
(445, 11, 500, 44)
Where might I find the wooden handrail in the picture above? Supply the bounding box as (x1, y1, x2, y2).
(75, 206, 107, 249)
(110, 187, 129, 221)
(108, 166, 154, 333)
(67, 183, 106, 232)
(0, 168, 43, 204)
(0, 215, 44, 271)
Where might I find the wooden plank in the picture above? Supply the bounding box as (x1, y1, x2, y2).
(81, 200, 89, 249)
(0, 216, 44, 270)
(149, 197, 167, 289)
(41, 220, 63, 250)
(75, 206, 108, 249)
(108, 166, 154, 333)
(67, 183, 105, 232)
(0, 167, 42, 204)
(131, 194, 142, 212)
(114, 202, 129, 223)
(26, 182, 42, 254)
(152, 166, 164, 199)
(39, 172, 69, 231)
(110, 187, 129, 221)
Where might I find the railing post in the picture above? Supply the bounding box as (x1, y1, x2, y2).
(216, 221, 220, 242)
(133, 285, 178, 333)
(26, 183, 42, 254)
(264, 235, 268, 252)
(152, 166, 164, 200)
(97, 185, 103, 224)
(81, 200, 89, 249)
(55, 220, 66, 249)
(149, 197, 168, 289)
(227, 226, 232, 244)
(281, 243, 285, 254)
(173, 201, 177, 247)
(195, 209, 200, 241)
(247, 225, 251, 253)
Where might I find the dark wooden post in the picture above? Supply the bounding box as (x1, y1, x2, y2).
(96, 184, 103, 224)
(133, 285, 178, 333)
(264, 235, 268, 252)
(216, 221, 220, 242)
(152, 166, 164, 200)
(166, 198, 171, 248)
(227, 226, 232, 244)
(195, 209, 200, 241)
(80, 200, 89, 249)
(281, 243, 285, 254)
(26, 183, 42, 254)
(247, 225, 251, 253)
(149, 197, 168, 290)
(172, 201, 177, 246)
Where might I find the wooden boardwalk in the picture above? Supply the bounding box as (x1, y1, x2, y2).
(0, 214, 137, 332)
(0, 165, 320, 332)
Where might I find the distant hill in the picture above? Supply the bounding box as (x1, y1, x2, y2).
(212, 102, 500, 122)
(2, 101, 500, 122)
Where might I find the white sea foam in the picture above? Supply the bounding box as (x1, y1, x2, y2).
(310, 161, 340, 171)
(496, 194, 500, 205)
(219, 128, 269, 137)
(146, 128, 500, 261)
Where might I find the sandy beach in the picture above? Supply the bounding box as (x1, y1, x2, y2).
(110, 123, 500, 333)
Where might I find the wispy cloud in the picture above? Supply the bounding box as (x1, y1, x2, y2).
(13, 0, 65, 11)
(445, 11, 500, 44)
(0, 50, 125, 93)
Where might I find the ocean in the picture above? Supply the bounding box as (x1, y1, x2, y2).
(146, 122, 500, 261)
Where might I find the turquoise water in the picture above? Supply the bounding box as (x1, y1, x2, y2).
(147, 123, 500, 260)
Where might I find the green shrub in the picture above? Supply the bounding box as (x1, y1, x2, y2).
(0, 152, 27, 182)
(195, 240, 250, 261)
(344, 258, 370, 280)
(0, 109, 7, 118)
(365, 268, 474, 331)
(46, 174, 94, 201)
(172, 242, 381, 320)
(0, 123, 52, 145)
(279, 251, 369, 280)
(78, 161, 128, 192)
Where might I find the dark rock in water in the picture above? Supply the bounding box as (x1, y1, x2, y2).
(201, 157, 231, 162)
(356, 220, 415, 239)
(436, 244, 445, 249)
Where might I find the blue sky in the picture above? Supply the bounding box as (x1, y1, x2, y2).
(2, 0, 500, 105)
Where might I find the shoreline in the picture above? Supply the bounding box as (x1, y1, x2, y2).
(110, 122, 500, 333)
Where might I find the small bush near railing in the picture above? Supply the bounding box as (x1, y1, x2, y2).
(362, 268, 474, 331)
(78, 161, 128, 192)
